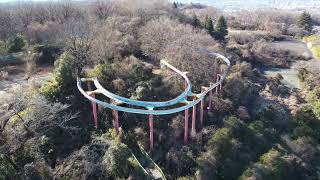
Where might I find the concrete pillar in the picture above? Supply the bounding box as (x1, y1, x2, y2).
(219, 74, 223, 93)
(112, 109, 119, 134)
(184, 108, 189, 145)
(216, 75, 220, 95)
(149, 115, 154, 151)
(184, 79, 189, 145)
(200, 99, 204, 127)
(86, 82, 98, 128)
(208, 82, 213, 111)
(191, 96, 197, 138)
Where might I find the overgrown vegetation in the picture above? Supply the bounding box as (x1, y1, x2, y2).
(1, 0, 320, 179)
(311, 45, 320, 59)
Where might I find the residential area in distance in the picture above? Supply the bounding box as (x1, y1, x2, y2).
(0, 0, 320, 179)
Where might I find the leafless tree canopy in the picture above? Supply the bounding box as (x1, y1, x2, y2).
(1, 0, 320, 179)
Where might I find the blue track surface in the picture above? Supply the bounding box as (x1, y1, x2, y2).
(77, 52, 230, 115)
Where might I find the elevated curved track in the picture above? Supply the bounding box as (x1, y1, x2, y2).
(78, 51, 231, 151)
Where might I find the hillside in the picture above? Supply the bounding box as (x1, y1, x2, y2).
(177, 0, 320, 11)
(1, 0, 320, 179)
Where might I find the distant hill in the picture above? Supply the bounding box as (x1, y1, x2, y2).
(177, 0, 320, 11)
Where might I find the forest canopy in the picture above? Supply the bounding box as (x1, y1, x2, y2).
(0, 0, 320, 179)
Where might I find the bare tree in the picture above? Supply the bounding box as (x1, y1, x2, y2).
(62, 17, 95, 67)
(162, 31, 221, 91)
(91, 17, 140, 63)
(139, 17, 185, 60)
(25, 21, 60, 44)
(91, 0, 115, 20)
(0, 9, 17, 39)
(13, 3, 35, 28)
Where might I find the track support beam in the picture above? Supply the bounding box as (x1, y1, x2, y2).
(216, 75, 219, 94)
(191, 96, 197, 139)
(112, 110, 119, 134)
(216, 74, 223, 95)
(184, 79, 189, 145)
(149, 115, 154, 151)
(218, 74, 223, 94)
(184, 109, 189, 145)
(87, 82, 98, 128)
(200, 99, 204, 127)
(208, 82, 213, 111)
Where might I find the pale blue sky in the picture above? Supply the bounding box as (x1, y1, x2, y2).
(0, 0, 52, 2)
(0, 0, 211, 4)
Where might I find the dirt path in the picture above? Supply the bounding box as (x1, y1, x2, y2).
(263, 37, 320, 89)
(0, 66, 53, 98)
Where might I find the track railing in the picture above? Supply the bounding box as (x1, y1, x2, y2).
(77, 51, 231, 151)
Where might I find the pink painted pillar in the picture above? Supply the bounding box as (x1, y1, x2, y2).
(191, 96, 197, 138)
(184, 108, 189, 145)
(200, 98, 204, 127)
(87, 82, 98, 128)
(149, 115, 154, 151)
(184, 79, 189, 145)
(219, 74, 223, 93)
(216, 74, 220, 95)
(112, 109, 119, 134)
(208, 83, 213, 111)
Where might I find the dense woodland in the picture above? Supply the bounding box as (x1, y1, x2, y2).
(0, 0, 320, 179)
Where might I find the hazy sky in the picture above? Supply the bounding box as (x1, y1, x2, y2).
(0, 0, 51, 2)
(0, 0, 75, 2)
(0, 0, 212, 4)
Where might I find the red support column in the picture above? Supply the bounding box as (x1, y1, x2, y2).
(184, 108, 189, 145)
(191, 96, 197, 138)
(87, 82, 98, 128)
(216, 75, 220, 95)
(112, 109, 119, 134)
(200, 99, 204, 127)
(219, 75, 223, 93)
(184, 79, 189, 145)
(149, 115, 154, 151)
(208, 83, 213, 111)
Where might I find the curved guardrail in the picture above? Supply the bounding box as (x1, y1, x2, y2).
(77, 52, 230, 115)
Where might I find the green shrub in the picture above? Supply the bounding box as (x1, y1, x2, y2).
(294, 108, 320, 140)
(311, 45, 320, 59)
(306, 87, 320, 119)
(103, 142, 131, 178)
(177, 176, 193, 180)
(33, 44, 62, 64)
(240, 149, 286, 180)
(0, 154, 18, 179)
(7, 35, 26, 53)
(297, 67, 309, 82)
(128, 156, 149, 179)
(306, 87, 320, 104)
(87, 64, 114, 86)
(248, 121, 265, 134)
(0, 40, 7, 55)
(54, 52, 82, 89)
(207, 127, 232, 153)
(259, 148, 283, 166)
(303, 35, 320, 42)
(131, 62, 153, 82)
(131, 81, 152, 100)
(41, 52, 82, 101)
(40, 81, 61, 102)
(312, 101, 320, 120)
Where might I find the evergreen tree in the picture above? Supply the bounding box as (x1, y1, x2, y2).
(7, 35, 26, 53)
(298, 11, 313, 32)
(204, 15, 214, 36)
(173, 2, 178, 8)
(215, 16, 228, 41)
(191, 13, 201, 28)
